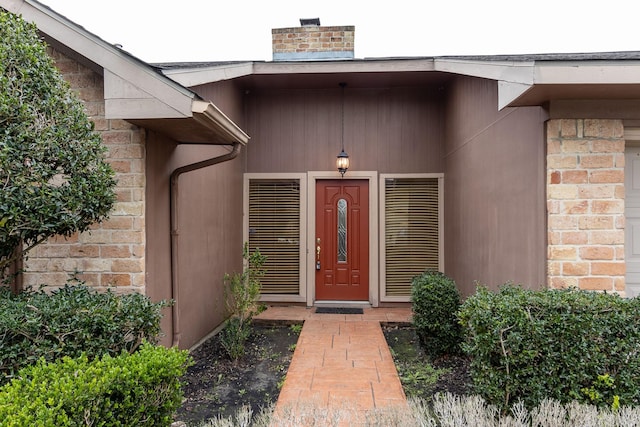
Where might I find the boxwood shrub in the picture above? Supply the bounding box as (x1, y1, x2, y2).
(0, 342, 191, 426)
(0, 284, 168, 384)
(411, 270, 463, 357)
(458, 285, 640, 411)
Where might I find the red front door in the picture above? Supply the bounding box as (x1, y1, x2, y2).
(315, 180, 369, 301)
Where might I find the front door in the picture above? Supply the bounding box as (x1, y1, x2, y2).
(315, 180, 369, 300)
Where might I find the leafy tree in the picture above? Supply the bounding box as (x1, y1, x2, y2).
(0, 11, 116, 275)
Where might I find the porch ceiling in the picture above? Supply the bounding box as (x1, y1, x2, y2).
(234, 70, 453, 91)
(507, 83, 640, 107)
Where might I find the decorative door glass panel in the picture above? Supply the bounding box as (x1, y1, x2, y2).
(337, 198, 347, 262)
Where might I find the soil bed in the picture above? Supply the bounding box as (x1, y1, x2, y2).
(382, 324, 472, 400)
(175, 322, 471, 425)
(174, 323, 300, 425)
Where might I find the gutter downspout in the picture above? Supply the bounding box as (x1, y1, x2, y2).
(170, 142, 242, 347)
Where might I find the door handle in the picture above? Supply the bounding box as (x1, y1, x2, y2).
(316, 238, 321, 270)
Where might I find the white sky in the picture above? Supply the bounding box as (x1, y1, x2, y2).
(40, 0, 640, 63)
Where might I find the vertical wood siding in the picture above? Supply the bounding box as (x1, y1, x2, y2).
(244, 87, 445, 174)
(444, 76, 547, 296)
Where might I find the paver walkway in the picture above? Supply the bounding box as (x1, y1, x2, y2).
(254, 306, 412, 422)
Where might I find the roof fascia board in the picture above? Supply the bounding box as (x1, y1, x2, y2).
(498, 81, 535, 110)
(163, 62, 255, 87)
(534, 61, 640, 84)
(434, 58, 535, 84)
(433, 59, 535, 111)
(105, 70, 192, 119)
(251, 59, 436, 75)
(3, 0, 195, 118)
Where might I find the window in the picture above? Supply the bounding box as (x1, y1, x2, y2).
(382, 176, 442, 298)
(248, 179, 301, 294)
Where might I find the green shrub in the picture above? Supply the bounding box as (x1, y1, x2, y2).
(0, 11, 116, 273)
(221, 243, 266, 360)
(458, 284, 640, 411)
(0, 342, 191, 426)
(0, 283, 168, 384)
(411, 270, 463, 357)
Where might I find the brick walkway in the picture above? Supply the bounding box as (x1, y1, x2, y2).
(254, 306, 412, 422)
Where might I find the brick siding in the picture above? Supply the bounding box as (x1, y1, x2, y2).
(21, 48, 146, 293)
(546, 119, 625, 294)
(272, 25, 354, 55)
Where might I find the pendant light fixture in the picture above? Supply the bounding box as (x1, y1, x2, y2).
(336, 82, 350, 177)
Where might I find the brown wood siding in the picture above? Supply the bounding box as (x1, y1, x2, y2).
(444, 76, 547, 296)
(145, 131, 245, 349)
(192, 80, 246, 127)
(244, 87, 445, 174)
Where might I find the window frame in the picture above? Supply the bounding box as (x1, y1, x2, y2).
(244, 173, 307, 302)
(379, 173, 444, 302)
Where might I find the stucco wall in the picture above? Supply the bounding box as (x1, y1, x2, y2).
(21, 48, 146, 293)
(444, 76, 547, 296)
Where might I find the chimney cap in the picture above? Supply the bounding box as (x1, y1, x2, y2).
(300, 18, 320, 26)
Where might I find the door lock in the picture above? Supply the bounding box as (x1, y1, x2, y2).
(316, 238, 321, 270)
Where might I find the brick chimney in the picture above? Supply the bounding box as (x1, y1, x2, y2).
(272, 18, 355, 61)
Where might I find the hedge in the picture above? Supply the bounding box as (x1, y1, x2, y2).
(411, 270, 463, 357)
(458, 285, 640, 410)
(0, 343, 190, 426)
(0, 284, 168, 384)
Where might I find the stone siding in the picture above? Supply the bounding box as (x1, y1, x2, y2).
(21, 48, 146, 293)
(546, 119, 625, 294)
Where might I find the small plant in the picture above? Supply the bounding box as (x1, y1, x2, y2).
(289, 323, 303, 334)
(582, 374, 621, 410)
(220, 243, 266, 360)
(288, 343, 297, 352)
(411, 270, 463, 358)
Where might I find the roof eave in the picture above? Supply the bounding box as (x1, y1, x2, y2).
(2, 0, 249, 143)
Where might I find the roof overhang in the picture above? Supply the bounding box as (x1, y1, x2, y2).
(435, 58, 640, 110)
(162, 58, 438, 88)
(128, 101, 249, 144)
(164, 56, 640, 112)
(1, 0, 248, 144)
